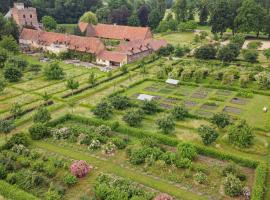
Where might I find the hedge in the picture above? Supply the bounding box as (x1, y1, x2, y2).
(0, 180, 40, 200)
(47, 114, 268, 200)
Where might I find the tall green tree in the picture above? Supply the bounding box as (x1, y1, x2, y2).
(235, 0, 267, 37)
(79, 11, 98, 25)
(173, 0, 188, 22)
(42, 16, 57, 31)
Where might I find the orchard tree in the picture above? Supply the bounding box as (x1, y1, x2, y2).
(66, 78, 79, 96)
(156, 115, 175, 134)
(141, 100, 159, 115)
(123, 108, 143, 127)
(217, 43, 240, 62)
(0, 36, 19, 54)
(93, 100, 112, 119)
(42, 16, 57, 31)
(171, 105, 189, 120)
(0, 48, 8, 68)
(0, 119, 14, 141)
(10, 102, 23, 119)
(79, 11, 98, 25)
(198, 125, 219, 145)
(211, 113, 230, 128)
(194, 44, 217, 60)
(228, 120, 254, 148)
(88, 71, 97, 86)
(33, 107, 51, 123)
(44, 63, 65, 80)
(4, 65, 22, 82)
(109, 95, 131, 110)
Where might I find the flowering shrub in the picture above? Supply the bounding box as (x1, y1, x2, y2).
(11, 144, 30, 156)
(102, 142, 116, 155)
(154, 193, 173, 200)
(88, 140, 101, 151)
(51, 127, 69, 140)
(70, 160, 91, 178)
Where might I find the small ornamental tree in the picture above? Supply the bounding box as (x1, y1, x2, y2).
(109, 95, 131, 110)
(171, 105, 189, 120)
(198, 125, 219, 145)
(93, 100, 112, 119)
(123, 108, 143, 127)
(223, 174, 243, 197)
(79, 11, 98, 25)
(177, 143, 197, 160)
(88, 71, 97, 86)
(211, 113, 230, 128)
(194, 44, 217, 60)
(66, 78, 79, 96)
(70, 160, 91, 178)
(33, 107, 51, 123)
(0, 36, 19, 53)
(44, 63, 65, 80)
(156, 115, 175, 134)
(228, 120, 254, 148)
(141, 100, 159, 115)
(4, 65, 22, 82)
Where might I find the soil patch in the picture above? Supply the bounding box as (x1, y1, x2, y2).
(195, 109, 214, 118)
(164, 97, 181, 104)
(201, 104, 219, 111)
(223, 106, 243, 114)
(160, 103, 173, 110)
(230, 97, 248, 105)
(159, 88, 173, 94)
(191, 89, 210, 99)
(184, 101, 197, 107)
(144, 86, 159, 92)
(216, 90, 232, 96)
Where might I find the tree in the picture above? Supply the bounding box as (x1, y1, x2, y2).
(96, 7, 110, 24)
(44, 63, 65, 80)
(10, 102, 23, 119)
(171, 105, 189, 120)
(235, 0, 266, 37)
(33, 107, 51, 123)
(209, 0, 231, 36)
(177, 143, 197, 160)
(0, 119, 14, 141)
(66, 78, 79, 96)
(0, 36, 19, 53)
(0, 48, 8, 68)
(173, 0, 188, 22)
(198, 0, 209, 25)
(93, 101, 113, 119)
(0, 78, 6, 93)
(194, 44, 217, 60)
(29, 123, 50, 140)
(228, 120, 254, 148)
(198, 125, 219, 145)
(88, 72, 97, 86)
(42, 16, 57, 31)
(230, 34, 245, 48)
(138, 5, 149, 26)
(123, 108, 143, 127)
(128, 13, 140, 26)
(109, 95, 131, 110)
(141, 100, 159, 115)
(217, 43, 240, 62)
(148, 9, 161, 29)
(156, 115, 175, 134)
(79, 11, 98, 25)
(242, 49, 259, 63)
(223, 174, 243, 197)
(211, 113, 230, 128)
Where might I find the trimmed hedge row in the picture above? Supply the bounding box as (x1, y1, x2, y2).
(47, 114, 268, 200)
(0, 180, 39, 200)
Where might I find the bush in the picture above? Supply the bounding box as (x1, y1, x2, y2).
(92, 101, 112, 120)
(63, 174, 78, 186)
(228, 120, 254, 148)
(198, 125, 219, 145)
(123, 108, 143, 127)
(109, 95, 131, 110)
(255, 72, 270, 89)
(247, 41, 262, 50)
(3, 133, 30, 150)
(175, 158, 192, 168)
(29, 123, 50, 140)
(243, 50, 259, 63)
(0, 164, 7, 179)
(223, 174, 243, 197)
(4, 65, 23, 82)
(33, 107, 51, 123)
(171, 105, 188, 120)
(88, 139, 101, 150)
(230, 34, 245, 48)
(141, 100, 159, 115)
(211, 113, 230, 128)
(160, 151, 176, 165)
(177, 143, 197, 160)
(194, 172, 207, 184)
(157, 44, 175, 56)
(217, 43, 240, 62)
(111, 138, 128, 149)
(194, 44, 217, 60)
(44, 63, 65, 80)
(45, 190, 62, 200)
(178, 20, 198, 32)
(156, 115, 175, 134)
(70, 160, 91, 178)
(95, 125, 111, 136)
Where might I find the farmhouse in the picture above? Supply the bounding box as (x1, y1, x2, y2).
(5, 3, 40, 30)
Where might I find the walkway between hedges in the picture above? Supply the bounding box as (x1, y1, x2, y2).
(34, 141, 208, 200)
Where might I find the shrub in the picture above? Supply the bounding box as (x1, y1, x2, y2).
(3, 133, 30, 149)
(177, 143, 197, 160)
(156, 115, 175, 134)
(33, 107, 51, 123)
(171, 105, 189, 120)
(102, 142, 117, 155)
(157, 44, 175, 56)
(255, 71, 270, 89)
(111, 138, 128, 149)
(141, 100, 159, 115)
(223, 174, 243, 197)
(95, 125, 111, 136)
(45, 190, 62, 200)
(230, 34, 245, 48)
(198, 125, 219, 145)
(217, 43, 240, 62)
(29, 123, 50, 140)
(44, 63, 65, 80)
(123, 108, 143, 127)
(175, 157, 192, 168)
(92, 101, 113, 120)
(211, 113, 230, 128)
(194, 44, 217, 60)
(88, 139, 101, 150)
(160, 151, 176, 165)
(64, 174, 78, 186)
(0, 164, 7, 179)
(44, 165, 57, 177)
(194, 172, 207, 184)
(70, 160, 91, 178)
(178, 20, 198, 32)
(247, 41, 262, 50)
(109, 95, 131, 110)
(243, 50, 259, 63)
(4, 65, 23, 82)
(6, 172, 17, 184)
(228, 120, 254, 148)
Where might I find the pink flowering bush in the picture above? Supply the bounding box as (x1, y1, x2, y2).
(154, 193, 173, 200)
(70, 160, 91, 178)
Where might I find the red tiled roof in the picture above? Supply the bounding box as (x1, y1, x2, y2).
(92, 23, 152, 41)
(97, 50, 127, 63)
(20, 28, 105, 54)
(78, 22, 89, 33)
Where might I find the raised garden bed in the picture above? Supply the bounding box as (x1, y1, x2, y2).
(223, 106, 243, 115)
(230, 97, 248, 105)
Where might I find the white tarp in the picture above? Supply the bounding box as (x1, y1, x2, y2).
(166, 78, 179, 85)
(137, 94, 154, 101)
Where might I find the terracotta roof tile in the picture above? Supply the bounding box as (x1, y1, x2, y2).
(97, 50, 127, 63)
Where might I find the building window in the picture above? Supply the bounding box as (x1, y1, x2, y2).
(30, 14, 32, 18)
(23, 14, 26, 18)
